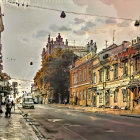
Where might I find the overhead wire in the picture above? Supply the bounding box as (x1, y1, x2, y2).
(4, 0, 137, 21)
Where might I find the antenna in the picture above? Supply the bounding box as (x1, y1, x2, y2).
(105, 40, 108, 49)
(113, 30, 116, 44)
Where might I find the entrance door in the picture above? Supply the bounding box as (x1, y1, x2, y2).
(105, 92, 110, 107)
(93, 96, 96, 107)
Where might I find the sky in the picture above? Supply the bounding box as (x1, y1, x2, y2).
(0, 0, 140, 92)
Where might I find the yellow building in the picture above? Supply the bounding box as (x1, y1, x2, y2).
(91, 39, 140, 110)
(69, 40, 97, 106)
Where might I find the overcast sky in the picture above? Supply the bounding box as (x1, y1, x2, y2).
(1, 0, 140, 92)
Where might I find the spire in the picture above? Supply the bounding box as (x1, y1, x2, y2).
(48, 34, 50, 43)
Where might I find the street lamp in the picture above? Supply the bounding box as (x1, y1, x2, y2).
(134, 20, 140, 27)
(60, 11, 66, 18)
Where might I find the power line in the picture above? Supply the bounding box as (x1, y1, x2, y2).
(4, 0, 137, 21)
(11, 77, 33, 82)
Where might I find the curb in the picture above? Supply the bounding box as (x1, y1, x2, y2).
(120, 114, 140, 118)
(51, 104, 140, 119)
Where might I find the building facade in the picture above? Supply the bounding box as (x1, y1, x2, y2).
(70, 37, 140, 110)
(70, 40, 97, 106)
(90, 39, 140, 110)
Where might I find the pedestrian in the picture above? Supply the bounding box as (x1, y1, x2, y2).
(0, 104, 3, 116)
(64, 98, 67, 105)
(5, 100, 12, 118)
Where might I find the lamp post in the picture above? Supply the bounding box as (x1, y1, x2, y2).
(12, 82, 18, 110)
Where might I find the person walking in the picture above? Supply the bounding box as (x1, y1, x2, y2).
(0, 104, 3, 117)
(5, 100, 12, 117)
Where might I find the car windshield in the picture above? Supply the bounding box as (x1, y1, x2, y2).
(24, 98, 33, 102)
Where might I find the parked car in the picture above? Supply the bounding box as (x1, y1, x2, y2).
(22, 96, 34, 109)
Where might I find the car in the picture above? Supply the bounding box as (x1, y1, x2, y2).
(22, 96, 34, 109)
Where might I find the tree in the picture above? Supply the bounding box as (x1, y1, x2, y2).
(44, 49, 77, 103)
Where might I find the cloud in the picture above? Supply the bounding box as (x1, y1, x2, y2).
(73, 21, 96, 35)
(105, 19, 117, 25)
(73, 30, 85, 35)
(100, 0, 140, 19)
(33, 30, 49, 39)
(22, 37, 29, 43)
(81, 21, 96, 31)
(50, 25, 72, 32)
(74, 18, 85, 24)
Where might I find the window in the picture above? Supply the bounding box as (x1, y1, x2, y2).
(83, 69, 87, 81)
(122, 89, 127, 102)
(114, 64, 118, 79)
(83, 90, 86, 100)
(88, 92, 91, 100)
(76, 92, 78, 97)
(93, 72, 96, 84)
(79, 71, 82, 82)
(106, 67, 110, 81)
(72, 74, 75, 84)
(99, 93, 102, 103)
(75, 73, 78, 83)
(135, 57, 139, 72)
(79, 91, 82, 100)
(114, 91, 118, 103)
(24, 98, 33, 102)
(123, 61, 128, 76)
(99, 69, 104, 82)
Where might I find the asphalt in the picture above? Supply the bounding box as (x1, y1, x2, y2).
(20, 104, 140, 140)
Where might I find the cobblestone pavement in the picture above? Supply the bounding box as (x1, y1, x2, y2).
(0, 106, 39, 140)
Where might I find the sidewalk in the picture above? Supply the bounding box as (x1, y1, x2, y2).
(0, 105, 38, 140)
(51, 104, 140, 118)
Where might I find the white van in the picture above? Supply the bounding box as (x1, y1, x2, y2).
(22, 96, 34, 109)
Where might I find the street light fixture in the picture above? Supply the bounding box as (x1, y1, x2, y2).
(134, 20, 140, 26)
(60, 11, 66, 18)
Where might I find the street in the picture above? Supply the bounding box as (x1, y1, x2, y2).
(20, 104, 140, 140)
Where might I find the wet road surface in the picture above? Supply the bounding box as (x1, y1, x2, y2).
(20, 104, 140, 140)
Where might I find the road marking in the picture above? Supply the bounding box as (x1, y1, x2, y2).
(47, 119, 64, 122)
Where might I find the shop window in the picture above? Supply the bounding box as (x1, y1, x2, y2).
(114, 91, 118, 103)
(79, 91, 82, 100)
(83, 90, 86, 100)
(122, 89, 127, 102)
(88, 92, 91, 100)
(114, 64, 118, 79)
(99, 93, 102, 103)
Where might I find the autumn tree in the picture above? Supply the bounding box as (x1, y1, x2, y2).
(44, 48, 77, 103)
